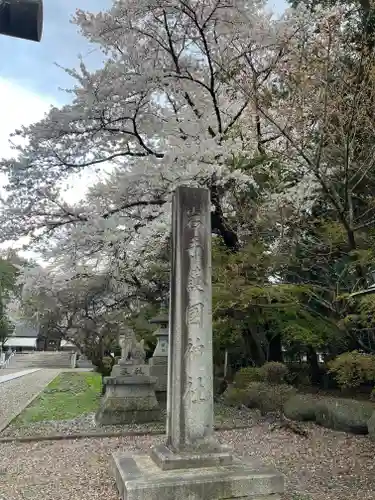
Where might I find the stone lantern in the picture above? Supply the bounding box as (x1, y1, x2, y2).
(148, 311, 169, 405)
(150, 312, 169, 357)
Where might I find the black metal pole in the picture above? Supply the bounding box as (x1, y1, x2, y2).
(0, 0, 43, 42)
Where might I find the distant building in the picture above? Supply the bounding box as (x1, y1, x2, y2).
(3, 320, 76, 352)
(3, 320, 39, 351)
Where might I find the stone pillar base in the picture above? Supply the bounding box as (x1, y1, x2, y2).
(95, 375, 160, 426)
(149, 359, 167, 407)
(111, 450, 284, 500)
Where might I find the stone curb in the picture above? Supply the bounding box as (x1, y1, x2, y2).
(0, 370, 61, 434)
(0, 424, 252, 444)
(0, 368, 41, 385)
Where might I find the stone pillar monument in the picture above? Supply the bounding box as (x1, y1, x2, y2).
(111, 187, 284, 499)
(148, 311, 169, 405)
(166, 187, 216, 452)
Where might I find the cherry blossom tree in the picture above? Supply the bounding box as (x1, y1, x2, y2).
(234, 6, 375, 288)
(4, 1, 369, 362)
(20, 264, 135, 368)
(0, 0, 304, 263)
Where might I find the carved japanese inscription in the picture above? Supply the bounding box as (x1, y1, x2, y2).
(184, 375, 208, 403)
(167, 187, 214, 450)
(186, 302, 204, 326)
(183, 205, 209, 408)
(185, 337, 205, 357)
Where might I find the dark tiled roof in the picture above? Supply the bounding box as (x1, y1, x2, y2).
(11, 320, 39, 338)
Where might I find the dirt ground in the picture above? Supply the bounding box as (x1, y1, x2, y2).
(0, 423, 374, 500)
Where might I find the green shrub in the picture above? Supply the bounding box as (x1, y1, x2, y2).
(315, 398, 374, 434)
(283, 394, 317, 421)
(258, 362, 289, 385)
(247, 382, 297, 415)
(328, 351, 375, 390)
(367, 411, 375, 440)
(286, 394, 375, 434)
(285, 363, 311, 387)
(233, 366, 263, 389)
(101, 356, 114, 376)
(214, 377, 228, 397)
(222, 387, 250, 408)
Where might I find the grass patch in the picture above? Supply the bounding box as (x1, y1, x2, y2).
(13, 372, 102, 426)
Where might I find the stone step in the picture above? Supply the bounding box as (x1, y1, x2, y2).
(4, 352, 73, 369)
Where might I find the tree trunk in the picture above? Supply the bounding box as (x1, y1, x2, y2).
(307, 347, 321, 386)
(346, 226, 367, 287)
(268, 334, 283, 362)
(210, 178, 239, 252)
(245, 329, 266, 366)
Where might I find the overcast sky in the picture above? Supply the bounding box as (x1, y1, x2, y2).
(0, 0, 287, 259)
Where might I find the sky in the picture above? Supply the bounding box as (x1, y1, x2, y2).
(0, 0, 287, 259)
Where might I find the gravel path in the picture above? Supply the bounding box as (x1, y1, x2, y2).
(1, 404, 258, 437)
(0, 369, 61, 431)
(0, 424, 374, 500)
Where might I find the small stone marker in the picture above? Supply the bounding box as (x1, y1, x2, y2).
(111, 186, 284, 499)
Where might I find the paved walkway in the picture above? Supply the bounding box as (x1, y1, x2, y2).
(0, 369, 61, 432)
(0, 368, 41, 384)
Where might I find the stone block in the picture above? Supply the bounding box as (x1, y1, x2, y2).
(150, 444, 233, 470)
(95, 375, 161, 426)
(148, 361, 168, 391)
(112, 451, 284, 500)
(111, 363, 150, 378)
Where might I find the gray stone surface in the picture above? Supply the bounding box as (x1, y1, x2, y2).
(150, 444, 233, 470)
(76, 355, 94, 369)
(95, 375, 160, 426)
(148, 359, 168, 405)
(167, 187, 215, 452)
(118, 328, 146, 365)
(149, 313, 169, 402)
(111, 362, 150, 378)
(112, 451, 284, 500)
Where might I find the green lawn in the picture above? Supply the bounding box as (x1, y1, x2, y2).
(13, 372, 102, 426)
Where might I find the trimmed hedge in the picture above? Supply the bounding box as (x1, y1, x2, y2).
(284, 394, 375, 435)
(247, 382, 297, 415)
(223, 382, 296, 414)
(233, 367, 263, 388)
(222, 387, 250, 408)
(258, 362, 289, 385)
(314, 398, 374, 435)
(367, 411, 375, 440)
(285, 362, 311, 387)
(283, 394, 317, 422)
